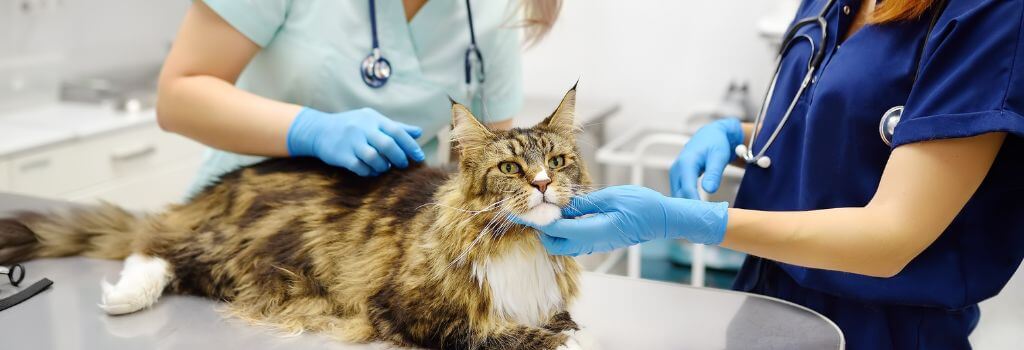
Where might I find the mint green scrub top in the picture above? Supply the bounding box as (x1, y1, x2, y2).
(187, 0, 523, 195)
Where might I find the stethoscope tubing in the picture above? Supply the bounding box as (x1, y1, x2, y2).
(741, 0, 949, 168)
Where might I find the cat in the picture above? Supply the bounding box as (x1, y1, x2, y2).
(0, 85, 598, 349)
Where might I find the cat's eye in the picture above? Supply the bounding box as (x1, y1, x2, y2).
(498, 162, 522, 174)
(548, 155, 566, 169)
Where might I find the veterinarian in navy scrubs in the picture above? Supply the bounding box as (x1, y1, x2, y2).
(519, 0, 1024, 348)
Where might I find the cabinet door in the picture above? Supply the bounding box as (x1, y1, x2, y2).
(10, 123, 205, 198)
(9, 141, 108, 197)
(64, 155, 203, 212)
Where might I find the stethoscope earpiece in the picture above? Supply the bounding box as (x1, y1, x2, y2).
(0, 264, 25, 287)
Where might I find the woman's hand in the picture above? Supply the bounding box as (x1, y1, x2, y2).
(670, 118, 744, 199)
(287, 108, 425, 176)
(514, 185, 729, 256)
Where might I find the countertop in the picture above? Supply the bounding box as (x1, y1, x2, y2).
(0, 103, 156, 158)
(0, 95, 614, 160)
(0, 194, 844, 350)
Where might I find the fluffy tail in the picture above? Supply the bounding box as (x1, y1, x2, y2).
(0, 203, 141, 264)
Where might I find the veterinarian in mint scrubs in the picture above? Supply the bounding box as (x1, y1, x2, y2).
(156, 1, 550, 195)
(520, 0, 1024, 348)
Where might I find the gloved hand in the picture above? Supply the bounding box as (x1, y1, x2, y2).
(670, 118, 744, 199)
(514, 185, 729, 256)
(287, 107, 425, 176)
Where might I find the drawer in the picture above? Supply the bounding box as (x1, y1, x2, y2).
(65, 155, 203, 212)
(0, 160, 9, 191)
(9, 124, 205, 197)
(96, 124, 205, 178)
(9, 140, 108, 197)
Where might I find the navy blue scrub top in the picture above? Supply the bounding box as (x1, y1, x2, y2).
(731, 0, 1024, 348)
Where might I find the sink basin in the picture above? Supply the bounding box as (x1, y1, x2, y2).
(59, 64, 160, 112)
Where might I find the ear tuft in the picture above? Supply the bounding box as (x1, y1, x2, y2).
(537, 83, 578, 136)
(451, 102, 493, 155)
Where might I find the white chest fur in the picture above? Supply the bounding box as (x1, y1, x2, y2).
(473, 250, 564, 327)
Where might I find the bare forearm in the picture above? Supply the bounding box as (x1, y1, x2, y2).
(721, 207, 922, 277)
(157, 75, 301, 157)
(721, 133, 1006, 278)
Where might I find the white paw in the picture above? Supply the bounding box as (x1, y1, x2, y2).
(98, 254, 172, 315)
(557, 329, 600, 350)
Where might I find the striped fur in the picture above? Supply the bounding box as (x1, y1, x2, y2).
(0, 86, 594, 349)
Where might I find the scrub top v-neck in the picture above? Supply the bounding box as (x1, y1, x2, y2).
(731, 0, 1024, 349)
(188, 0, 524, 194)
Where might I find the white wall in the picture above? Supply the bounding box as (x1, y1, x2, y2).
(522, 0, 781, 131)
(0, 0, 187, 76)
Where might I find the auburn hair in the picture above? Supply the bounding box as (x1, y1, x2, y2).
(517, 0, 563, 46)
(871, 0, 935, 23)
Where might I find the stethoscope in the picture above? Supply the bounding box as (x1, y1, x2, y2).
(736, 0, 949, 168)
(361, 0, 489, 116)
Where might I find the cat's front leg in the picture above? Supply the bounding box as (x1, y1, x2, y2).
(476, 324, 567, 350)
(544, 311, 600, 350)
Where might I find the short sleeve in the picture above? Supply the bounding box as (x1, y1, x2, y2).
(892, 0, 1024, 147)
(201, 0, 292, 47)
(474, 5, 524, 123)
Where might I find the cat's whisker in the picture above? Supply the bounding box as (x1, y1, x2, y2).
(572, 194, 632, 239)
(449, 204, 513, 268)
(418, 197, 513, 215)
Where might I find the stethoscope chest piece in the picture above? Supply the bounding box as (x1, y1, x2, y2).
(734, 144, 773, 169)
(879, 105, 902, 146)
(362, 48, 391, 88)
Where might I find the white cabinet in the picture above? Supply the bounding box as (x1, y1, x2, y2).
(0, 160, 9, 191)
(10, 139, 109, 196)
(65, 157, 203, 211)
(6, 122, 205, 210)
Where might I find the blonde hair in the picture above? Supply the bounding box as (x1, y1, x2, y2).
(517, 0, 563, 46)
(870, 0, 934, 23)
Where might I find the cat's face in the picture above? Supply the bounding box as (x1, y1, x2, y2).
(451, 85, 590, 227)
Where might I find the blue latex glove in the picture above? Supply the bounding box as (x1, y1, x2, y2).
(514, 185, 729, 256)
(670, 118, 744, 199)
(287, 107, 425, 176)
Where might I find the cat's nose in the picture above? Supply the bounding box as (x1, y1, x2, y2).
(532, 171, 552, 193)
(532, 178, 551, 193)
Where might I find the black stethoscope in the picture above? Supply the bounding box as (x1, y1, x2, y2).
(361, 0, 488, 115)
(736, 0, 949, 168)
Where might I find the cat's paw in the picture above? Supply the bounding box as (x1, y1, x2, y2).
(98, 254, 171, 315)
(557, 329, 600, 350)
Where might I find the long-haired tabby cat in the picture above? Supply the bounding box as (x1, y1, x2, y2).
(0, 86, 598, 349)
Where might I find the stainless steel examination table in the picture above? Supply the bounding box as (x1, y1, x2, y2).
(0, 193, 844, 349)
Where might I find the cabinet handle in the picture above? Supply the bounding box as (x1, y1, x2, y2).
(110, 144, 156, 162)
(19, 158, 51, 172)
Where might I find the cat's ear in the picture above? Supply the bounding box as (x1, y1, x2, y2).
(450, 98, 493, 155)
(538, 82, 578, 136)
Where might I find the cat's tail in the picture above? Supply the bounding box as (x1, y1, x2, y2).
(0, 203, 141, 264)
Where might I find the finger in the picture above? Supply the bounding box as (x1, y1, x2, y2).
(397, 122, 423, 139)
(355, 144, 390, 173)
(670, 158, 686, 198)
(701, 146, 732, 194)
(561, 191, 613, 217)
(340, 156, 374, 177)
(382, 123, 426, 162)
(677, 155, 702, 200)
(368, 132, 409, 169)
(537, 234, 581, 256)
(540, 214, 618, 240)
(507, 214, 534, 227)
